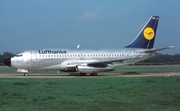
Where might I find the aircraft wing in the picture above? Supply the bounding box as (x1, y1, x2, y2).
(87, 57, 134, 67)
(143, 46, 174, 53)
(65, 57, 134, 68)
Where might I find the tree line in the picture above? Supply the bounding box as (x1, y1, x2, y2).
(136, 53, 180, 65)
(0, 52, 13, 66)
(0, 52, 180, 66)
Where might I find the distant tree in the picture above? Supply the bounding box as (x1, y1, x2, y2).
(137, 53, 180, 65)
(0, 52, 13, 65)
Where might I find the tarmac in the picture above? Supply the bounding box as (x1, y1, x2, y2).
(0, 72, 179, 78)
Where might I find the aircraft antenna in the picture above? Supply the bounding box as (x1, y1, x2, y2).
(77, 44, 80, 48)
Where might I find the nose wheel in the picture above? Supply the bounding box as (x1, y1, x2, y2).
(24, 73, 28, 76)
(17, 69, 28, 76)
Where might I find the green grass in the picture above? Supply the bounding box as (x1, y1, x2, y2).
(1, 65, 180, 110)
(0, 66, 17, 74)
(1, 77, 180, 111)
(1, 65, 180, 74)
(113, 65, 180, 73)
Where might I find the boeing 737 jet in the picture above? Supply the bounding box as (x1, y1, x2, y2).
(4, 16, 174, 76)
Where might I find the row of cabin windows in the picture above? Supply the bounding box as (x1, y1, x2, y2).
(39, 54, 130, 58)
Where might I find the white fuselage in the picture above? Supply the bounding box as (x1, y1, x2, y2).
(10, 48, 155, 73)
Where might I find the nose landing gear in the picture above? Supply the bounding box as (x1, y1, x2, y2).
(17, 69, 28, 76)
(24, 73, 28, 76)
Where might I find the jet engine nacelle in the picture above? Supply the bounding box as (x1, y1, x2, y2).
(60, 60, 77, 72)
(76, 65, 115, 73)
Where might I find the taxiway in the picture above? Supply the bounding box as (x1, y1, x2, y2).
(0, 72, 179, 78)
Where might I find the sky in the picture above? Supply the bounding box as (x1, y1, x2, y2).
(0, 0, 180, 54)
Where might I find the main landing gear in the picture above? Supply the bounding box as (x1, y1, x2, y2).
(90, 73, 97, 76)
(80, 73, 97, 76)
(80, 73, 87, 76)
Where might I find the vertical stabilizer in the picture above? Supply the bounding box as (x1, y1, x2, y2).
(125, 16, 159, 49)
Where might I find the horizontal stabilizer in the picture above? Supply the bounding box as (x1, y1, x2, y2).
(143, 46, 175, 53)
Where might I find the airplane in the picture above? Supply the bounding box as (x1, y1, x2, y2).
(4, 16, 174, 76)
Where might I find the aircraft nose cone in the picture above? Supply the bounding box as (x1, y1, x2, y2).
(3, 58, 11, 66)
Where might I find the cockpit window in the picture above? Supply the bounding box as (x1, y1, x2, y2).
(12, 54, 23, 57)
(12, 52, 23, 57)
(16, 54, 23, 57)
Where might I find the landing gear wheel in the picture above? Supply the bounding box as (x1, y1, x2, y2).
(80, 73, 87, 76)
(90, 73, 97, 76)
(24, 73, 28, 76)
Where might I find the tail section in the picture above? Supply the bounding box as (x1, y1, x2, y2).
(125, 16, 159, 49)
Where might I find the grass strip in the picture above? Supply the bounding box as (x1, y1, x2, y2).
(1, 77, 180, 111)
